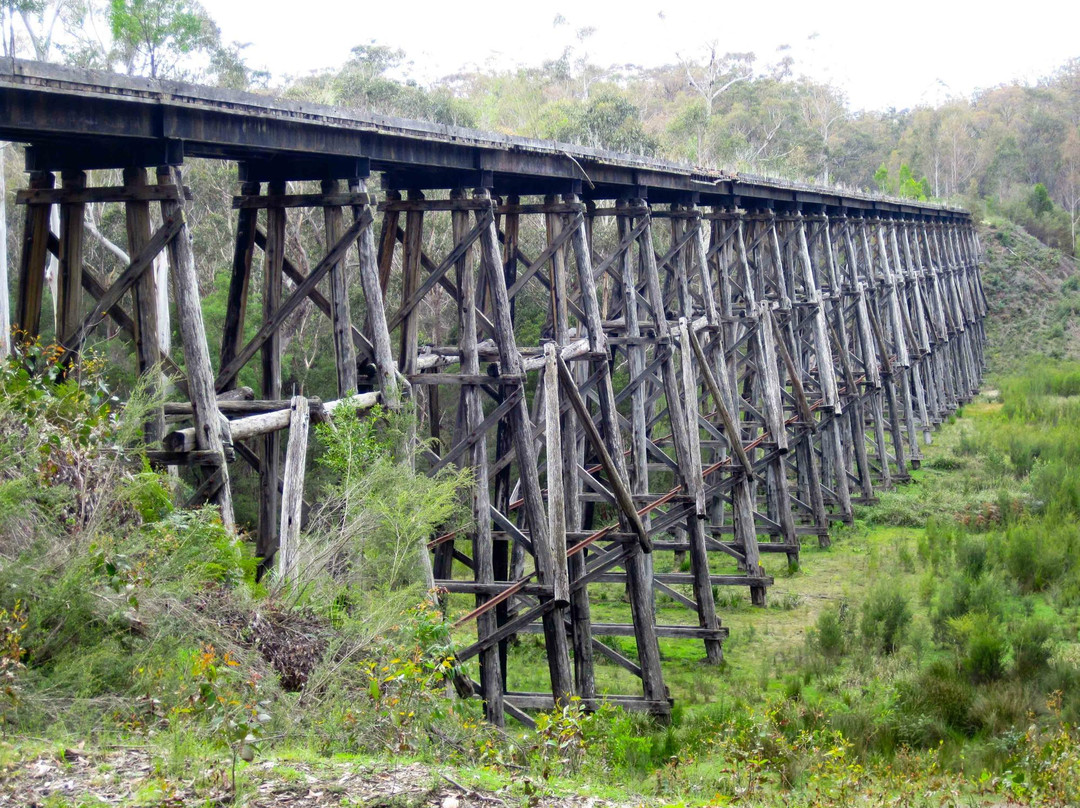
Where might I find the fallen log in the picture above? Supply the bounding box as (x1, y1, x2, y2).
(163, 391, 380, 452)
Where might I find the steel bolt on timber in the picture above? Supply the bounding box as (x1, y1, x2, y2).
(0, 59, 986, 726)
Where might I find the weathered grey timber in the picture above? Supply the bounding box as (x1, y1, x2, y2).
(2, 59, 984, 726)
(277, 396, 310, 584)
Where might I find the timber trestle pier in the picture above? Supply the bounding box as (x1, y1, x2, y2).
(0, 60, 987, 725)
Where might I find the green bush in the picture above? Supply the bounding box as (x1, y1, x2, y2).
(997, 520, 1077, 593)
(956, 535, 989, 579)
(953, 614, 1007, 683)
(970, 680, 1031, 734)
(860, 582, 912, 655)
(931, 572, 1006, 641)
(302, 404, 473, 603)
(808, 605, 846, 661)
(1012, 617, 1055, 679)
(917, 519, 960, 570)
(897, 660, 976, 735)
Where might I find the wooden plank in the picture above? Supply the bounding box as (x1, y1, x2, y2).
(496, 202, 584, 215)
(654, 580, 697, 610)
(259, 183, 286, 564)
(233, 191, 368, 209)
(406, 373, 523, 386)
(164, 392, 379, 451)
(436, 581, 550, 596)
(123, 168, 165, 444)
(503, 692, 672, 713)
(543, 345, 572, 606)
(589, 572, 773, 587)
(376, 191, 400, 293)
(351, 179, 399, 406)
(678, 320, 707, 518)
(398, 192, 424, 375)
(55, 170, 86, 350)
(17, 184, 186, 205)
(380, 198, 489, 212)
(164, 397, 307, 417)
(493, 200, 519, 667)
(517, 622, 730, 640)
(146, 449, 224, 467)
(277, 396, 310, 584)
(452, 189, 503, 726)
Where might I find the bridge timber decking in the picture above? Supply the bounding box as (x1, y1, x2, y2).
(1, 59, 986, 726)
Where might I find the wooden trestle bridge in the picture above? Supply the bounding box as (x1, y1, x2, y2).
(0, 60, 986, 726)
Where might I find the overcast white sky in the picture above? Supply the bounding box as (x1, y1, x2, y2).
(205, 0, 1079, 112)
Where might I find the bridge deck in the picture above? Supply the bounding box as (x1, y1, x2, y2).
(1, 58, 967, 215)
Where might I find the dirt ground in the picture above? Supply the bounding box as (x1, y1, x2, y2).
(0, 746, 631, 807)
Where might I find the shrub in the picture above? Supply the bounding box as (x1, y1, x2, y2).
(917, 519, 959, 570)
(999, 520, 1076, 593)
(970, 680, 1030, 734)
(952, 614, 1007, 683)
(300, 404, 473, 603)
(808, 605, 846, 661)
(956, 535, 989, 579)
(1012, 617, 1055, 679)
(897, 660, 976, 734)
(860, 582, 912, 655)
(0, 601, 26, 727)
(172, 645, 273, 792)
(931, 572, 1006, 641)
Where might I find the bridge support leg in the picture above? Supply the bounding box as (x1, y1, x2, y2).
(158, 164, 234, 529)
(15, 171, 53, 342)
